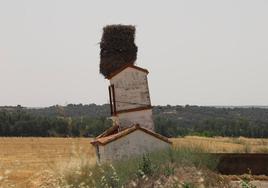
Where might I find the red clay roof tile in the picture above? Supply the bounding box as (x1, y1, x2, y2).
(91, 124, 172, 146)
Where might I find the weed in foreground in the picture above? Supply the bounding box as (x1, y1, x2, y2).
(240, 179, 257, 188)
(59, 147, 226, 188)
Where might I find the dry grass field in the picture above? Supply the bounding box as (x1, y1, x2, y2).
(0, 138, 96, 187)
(0, 136, 267, 187)
(172, 136, 268, 153)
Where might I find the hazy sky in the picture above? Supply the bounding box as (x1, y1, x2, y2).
(1, 0, 268, 107)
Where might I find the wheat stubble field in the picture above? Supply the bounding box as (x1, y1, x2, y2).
(0, 138, 95, 187)
(0, 137, 268, 187)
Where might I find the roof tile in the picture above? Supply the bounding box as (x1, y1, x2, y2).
(91, 124, 172, 145)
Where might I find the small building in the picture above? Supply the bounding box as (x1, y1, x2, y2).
(91, 64, 172, 163)
(91, 124, 171, 163)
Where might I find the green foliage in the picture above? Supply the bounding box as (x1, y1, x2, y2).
(182, 182, 196, 188)
(153, 105, 268, 138)
(137, 154, 154, 176)
(0, 107, 111, 137)
(100, 164, 120, 188)
(163, 163, 175, 177)
(61, 147, 219, 187)
(240, 179, 257, 188)
(1, 104, 268, 137)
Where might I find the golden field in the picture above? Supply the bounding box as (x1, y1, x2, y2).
(171, 136, 268, 153)
(0, 138, 95, 187)
(0, 136, 267, 187)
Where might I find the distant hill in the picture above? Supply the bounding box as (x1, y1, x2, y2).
(0, 104, 268, 138)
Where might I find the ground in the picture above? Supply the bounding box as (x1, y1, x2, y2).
(171, 136, 268, 153)
(0, 136, 267, 187)
(0, 138, 95, 187)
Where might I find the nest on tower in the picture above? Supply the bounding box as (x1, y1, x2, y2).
(99, 25, 138, 78)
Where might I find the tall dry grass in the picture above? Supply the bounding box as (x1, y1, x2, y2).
(0, 137, 96, 188)
(60, 147, 225, 188)
(171, 136, 268, 153)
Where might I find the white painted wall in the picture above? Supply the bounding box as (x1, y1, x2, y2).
(117, 109, 154, 130)
(110, 67, 151, 112)
(99, 130, 171, 163)
(109, 67, 154, 130)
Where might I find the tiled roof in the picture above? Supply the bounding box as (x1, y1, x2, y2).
(106, 64, 149, 79)
(91, 124, 172, 146)
(96, 125, 119, 138)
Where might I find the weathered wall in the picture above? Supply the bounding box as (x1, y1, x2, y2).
(110, 67, 151, 112)
(98, 145, 105, 163)
(117, 109, 154, 130)
(99, 130, 171, 163)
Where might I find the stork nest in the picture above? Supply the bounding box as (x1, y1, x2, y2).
(99, 25, 138, 78)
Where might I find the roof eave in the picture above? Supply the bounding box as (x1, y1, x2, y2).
(91, 124, 172, 146)
(106, 65, 149, 80)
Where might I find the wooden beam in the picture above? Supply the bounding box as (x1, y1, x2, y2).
(111, 84, 117, 115)
(108, 85, 113, 116)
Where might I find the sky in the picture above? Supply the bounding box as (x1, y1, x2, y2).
(0, 0, 268, 107)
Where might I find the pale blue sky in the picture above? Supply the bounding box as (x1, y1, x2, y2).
(0, 0, 268, 107)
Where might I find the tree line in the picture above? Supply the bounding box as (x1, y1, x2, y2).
(0, 106, 111, 137)
(0, 104, 268, 138)
(154, 105, 268, 138)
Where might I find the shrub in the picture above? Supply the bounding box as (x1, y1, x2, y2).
(60, 147, 220, 187)
(138, 154, 154, 176)
(100, 164, 120, 188)
(163, 163, 175, 177)
(240, 179, 257, 188)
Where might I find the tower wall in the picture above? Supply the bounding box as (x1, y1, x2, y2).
(109, 67, 151, 112)
(117, 109, 154, 131)
(109, 67, 154, 130)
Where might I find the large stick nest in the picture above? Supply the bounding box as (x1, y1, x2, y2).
(99, 25, 138, 78)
